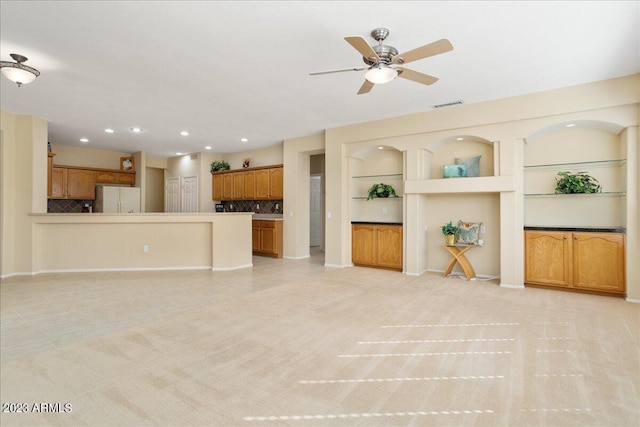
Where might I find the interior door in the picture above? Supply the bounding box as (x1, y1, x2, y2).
(165, 177, 180, 212)
(181, 176, 199, 212)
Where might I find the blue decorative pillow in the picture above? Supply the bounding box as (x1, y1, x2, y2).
(443, 164, 467, 178)
(455, 155, 481, 177)
(457, 220, 482, 245)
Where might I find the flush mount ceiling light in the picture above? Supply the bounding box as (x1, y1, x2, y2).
(130, 127, 142, 133)
(104, 128, 115, 133)
(0, 53, 40, 87)
(79, 138, 89, 143)
(365, 64, 398, 84)
(180, 131, 189, 136)
(240, 138, 248, 142)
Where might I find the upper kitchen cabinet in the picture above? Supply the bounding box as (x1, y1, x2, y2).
(50, 167, 96, 199)
(212, 164, 283, 201)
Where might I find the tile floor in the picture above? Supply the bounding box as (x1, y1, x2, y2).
(1, 249, 638, 426)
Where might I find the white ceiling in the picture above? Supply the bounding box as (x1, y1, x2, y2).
(1, 1, 638, 157)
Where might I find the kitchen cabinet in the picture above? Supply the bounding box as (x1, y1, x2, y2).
(212, 165, 283, 201)
(252, 219, 283, 258)
(524, 230, 625, 295)
(352, 223, 403, 271)
(212, 174, 223, 201)
(50, 167, 96, 199)
(47, 153, 55, 196)
(95, 171, 135, 185)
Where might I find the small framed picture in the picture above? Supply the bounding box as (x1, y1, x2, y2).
(120, 156, 135, 171)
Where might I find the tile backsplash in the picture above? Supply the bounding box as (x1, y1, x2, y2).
(222, 200, 282, 214)
(48, 199, 93, 213)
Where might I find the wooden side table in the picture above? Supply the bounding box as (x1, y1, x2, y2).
(442, 244, 477, 280)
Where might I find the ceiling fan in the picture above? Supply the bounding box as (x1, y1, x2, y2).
(310, 28, 453, 95)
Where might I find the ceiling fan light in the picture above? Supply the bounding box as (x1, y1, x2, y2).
(365, 65, 397, 84)
(0, 54, 40, 87)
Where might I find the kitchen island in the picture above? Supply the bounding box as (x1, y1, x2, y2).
(28, 212, 253, 274)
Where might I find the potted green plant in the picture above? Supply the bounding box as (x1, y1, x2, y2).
(441, 221, 459, 245)
(555, 171, 602, 194)
(210, 160, 230, 173)
(366, 183, 397, 200)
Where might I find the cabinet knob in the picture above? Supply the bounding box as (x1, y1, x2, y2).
(563, 236, 568, 240)
(574, 236, 578, 240)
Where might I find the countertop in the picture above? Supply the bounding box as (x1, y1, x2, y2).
(252, 214, 284, 221)
(524, 225, 626, 233)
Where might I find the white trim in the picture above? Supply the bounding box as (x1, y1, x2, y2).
(1, 271, 37, 279)
(283, 255, 310, 260)
(324, 263, 348, 268)
(500, 283, 526, 289)
(624, 297, 640, 304)
(30, 266, 213, 275)
(211, 263, 253, 271)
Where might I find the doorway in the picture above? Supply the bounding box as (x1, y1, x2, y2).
(310, 174, 322, 247)
(165, 177, 180, 212)
(181, 175, 199, 212)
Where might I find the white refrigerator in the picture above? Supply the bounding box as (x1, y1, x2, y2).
(94, 185, 141, 213)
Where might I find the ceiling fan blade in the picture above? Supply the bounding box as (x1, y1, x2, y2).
(357, 80, 374, 95)
(345, 36, 380, 62)
(396, 67, 439, 86)
(309, 66, 367, 76)
(393, 38, 453, 65)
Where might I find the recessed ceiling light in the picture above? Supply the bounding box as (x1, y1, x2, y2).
(566, 124, 576, 127)
(130, 127, 142, 133)
(176, 152, 183, 155)
(240, 138, 248, 142)
(378, 146, 384, 150)
(205, 146, 212, 150)
(457, 137, 464, 141)
(104, 128, 114, 133)
(79, 138, 89, 143)
(180, 131, 189, 136)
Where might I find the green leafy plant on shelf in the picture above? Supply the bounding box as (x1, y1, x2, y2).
(441, 221, 459, 236)
(554, 171, 602, 194)
(210, 160, 231, 173)
(366, 183, 397, 200)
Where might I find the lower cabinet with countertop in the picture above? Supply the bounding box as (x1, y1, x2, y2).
(524, 227, 625, 296)
(252, 218, 283, 258)
(352, 222, 403, 271)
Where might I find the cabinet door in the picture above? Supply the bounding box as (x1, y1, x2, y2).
(233, 172, 245, 200)
(269, 167, 283, 199)
(50, 167, 66, 199)
(117, 173, 135, 185)
(66, 169, 96, 199)
(212, 174, 223, 201)
(96, 171, 117, 184)
(352, 224, 377, 267)
(252, 222, 261, 251)
(244, 171, 256, 199)
(524, 231, 572, 287)
(573, 232, 625, 293)
(376, 225, 403, 270)
(222, 173, 234, 201)
(260, 227, 278, 255)
(255, 169, 270, 199)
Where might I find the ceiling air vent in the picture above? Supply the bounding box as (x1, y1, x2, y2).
(432, 100, 463, 109)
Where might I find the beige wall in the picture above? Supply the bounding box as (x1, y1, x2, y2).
(223, 144, 283, 170)
(0, 110, 48, 277)
(145, 167, 165, 212)
(50, 144, 132, 169)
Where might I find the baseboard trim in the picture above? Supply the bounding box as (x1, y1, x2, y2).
(324, 263, 348, 268)
(625, 297, 640, 304)
(26, 266, 214, 275)
(283, 255, 310, 260)
(500, 283, 525, 289)
(212, 263, 253, 271)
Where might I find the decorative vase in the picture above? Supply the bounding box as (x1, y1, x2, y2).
(444, 234, 456, 245)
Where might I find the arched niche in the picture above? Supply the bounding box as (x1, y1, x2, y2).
(425, 135, 495, 179)
(525, 120, 625, 144)
(524, 121, 623, 166)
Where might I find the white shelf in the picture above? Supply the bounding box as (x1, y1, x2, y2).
(524, 192, 626, 197)
(524, 159, 626, 170)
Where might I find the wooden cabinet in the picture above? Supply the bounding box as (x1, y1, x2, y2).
(50, 167, 96, 199)
(525, 230, 625, 295)
(212, 173, 223, 201)
(252, 220, 283, 258)
(212, 165, 283, 201)
(95, 171, 135, 185)
(352, 223, 403, 271)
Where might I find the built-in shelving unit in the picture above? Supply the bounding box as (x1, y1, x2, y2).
(351, 173, 403, 223)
